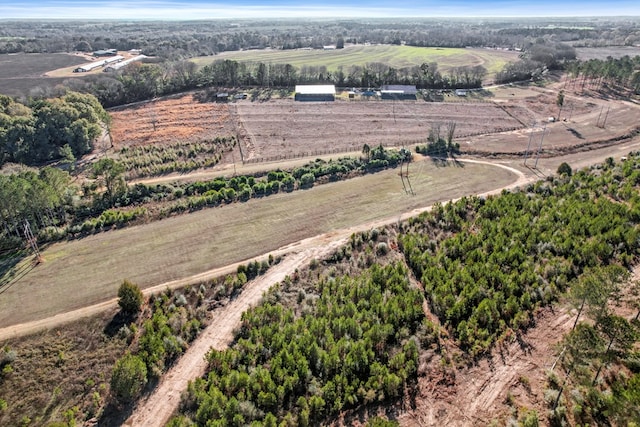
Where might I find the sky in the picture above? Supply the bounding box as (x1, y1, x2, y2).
(0, 0, 638, 20)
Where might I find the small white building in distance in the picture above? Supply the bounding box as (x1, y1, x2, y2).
(294, 85, 336, 102)
(73, 55, 124, 72)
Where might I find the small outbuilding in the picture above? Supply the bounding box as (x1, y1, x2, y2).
(93, 49, 118, 56)
(380, 85, 417, 100)
(294, 85, 336, 102)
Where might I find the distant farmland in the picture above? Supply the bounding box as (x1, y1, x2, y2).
(192, 45, 520, 80)
(0, 52, 86, 97)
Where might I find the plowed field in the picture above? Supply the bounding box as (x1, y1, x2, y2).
(107, 84, 639, 169)
(235, 101, 526, 161)
(108, 94, 237, 148)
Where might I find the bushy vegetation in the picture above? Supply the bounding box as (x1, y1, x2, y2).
(0, 147, 408, 254)
(118, 137, 236, 179)
(0, 256, 277, 426)
(176, 261, 427, 426)
(399, 154, 640, 356)
(0, 92, 109, 166)
(542, 265, 640, 426)
(117, 280, 144, 316)
(415, 121, 460, 158)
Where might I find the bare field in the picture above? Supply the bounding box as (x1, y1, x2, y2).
(575, 46, 640, 61)
(0, 160, 516, 327)
(236, 101, 525, 161)
(106, 83, 637, 169)
(109, 94, 237, 148)
(466, 88, 640, 155)
(0, 52, 86, 97)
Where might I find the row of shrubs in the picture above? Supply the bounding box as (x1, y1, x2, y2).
(119, 137, 236, 178)
(109, 255, 279, 406)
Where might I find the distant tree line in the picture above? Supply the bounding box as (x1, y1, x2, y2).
(565, 55, 640, 93)
(1, 18, 638, 58)
(495, 41, 577, 83)
(0, 92, 110, 166)
(53, 59, 487, 108)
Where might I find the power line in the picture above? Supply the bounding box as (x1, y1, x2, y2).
(23, 219, 43, 264)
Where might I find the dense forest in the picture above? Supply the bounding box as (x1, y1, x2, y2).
(0, 92, 109, 165)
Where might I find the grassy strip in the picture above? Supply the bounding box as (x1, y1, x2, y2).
(0, 160, 515, 327)
(193, 45, 518, 79)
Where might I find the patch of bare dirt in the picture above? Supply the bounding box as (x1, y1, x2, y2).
(398, 306, 575, 426)
(109, 94, 237, 148)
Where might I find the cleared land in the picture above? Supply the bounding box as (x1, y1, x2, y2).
(236, 101, 525, 161)
(193, 45, 520, 80)
(0, 52, 86, 96)
(0, 159, 516, 328)
(103, 83, 637, 172)
(575, 46, 640, 60)
(109, 95, 237, 148)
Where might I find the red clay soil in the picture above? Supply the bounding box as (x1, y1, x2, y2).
(108, 85, 638, 170)
(108, 94, 237, 148)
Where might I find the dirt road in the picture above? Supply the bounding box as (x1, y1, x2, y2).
(1, 141, 637, 425)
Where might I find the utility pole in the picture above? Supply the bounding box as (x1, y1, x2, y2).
(596, 105, 604, 127)
(601, 106, 610, 128)
(523, 121, 536, 166)
(23, 219, 43, 264)
(534, 124, 547, 169)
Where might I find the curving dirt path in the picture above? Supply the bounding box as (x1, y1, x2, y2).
(123, 237, 348, 426)
(122, 159, 527, 427)
(0, 143, 635, 425)
(121, 138, 640, 427)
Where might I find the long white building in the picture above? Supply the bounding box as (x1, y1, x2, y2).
(73, 55, 124, 73)
(103, 55, 147, 72)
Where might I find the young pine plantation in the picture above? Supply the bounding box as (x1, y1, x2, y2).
(167, 155, 640, 426)
(3, 151, 638, 425)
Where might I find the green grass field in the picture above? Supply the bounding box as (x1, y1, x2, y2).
(193, 45, 519, 79)
(0, 159, 516, 327)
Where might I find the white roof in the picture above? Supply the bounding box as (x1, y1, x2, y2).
(295, 85, 336, 95)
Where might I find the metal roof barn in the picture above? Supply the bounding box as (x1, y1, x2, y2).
(103, 55, 147, 72)
(294, 85, 336, 102)
(74, 55, 124, 72)
(380, 85, 417, 100)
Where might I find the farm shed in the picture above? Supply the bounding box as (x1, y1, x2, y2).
(93, 49, 118, 56)
(294, 85, 336, 102)
(73, 55, 124, 72)
(380, 85, 417, 100)
(103, 55, 147, 72)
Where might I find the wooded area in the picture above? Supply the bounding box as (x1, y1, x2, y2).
(0, 92, 109, 165)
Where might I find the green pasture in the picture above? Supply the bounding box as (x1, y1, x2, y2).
(0, 159, 516, 327)
(192, 44, 519, 78)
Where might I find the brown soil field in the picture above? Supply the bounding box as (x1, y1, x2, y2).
(467, 86, 640, 156)
(0, 52, 87, 97)
(235, 101, 525, 161)
(108, 94, 237, 148)
(106, 82, 638, 171)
